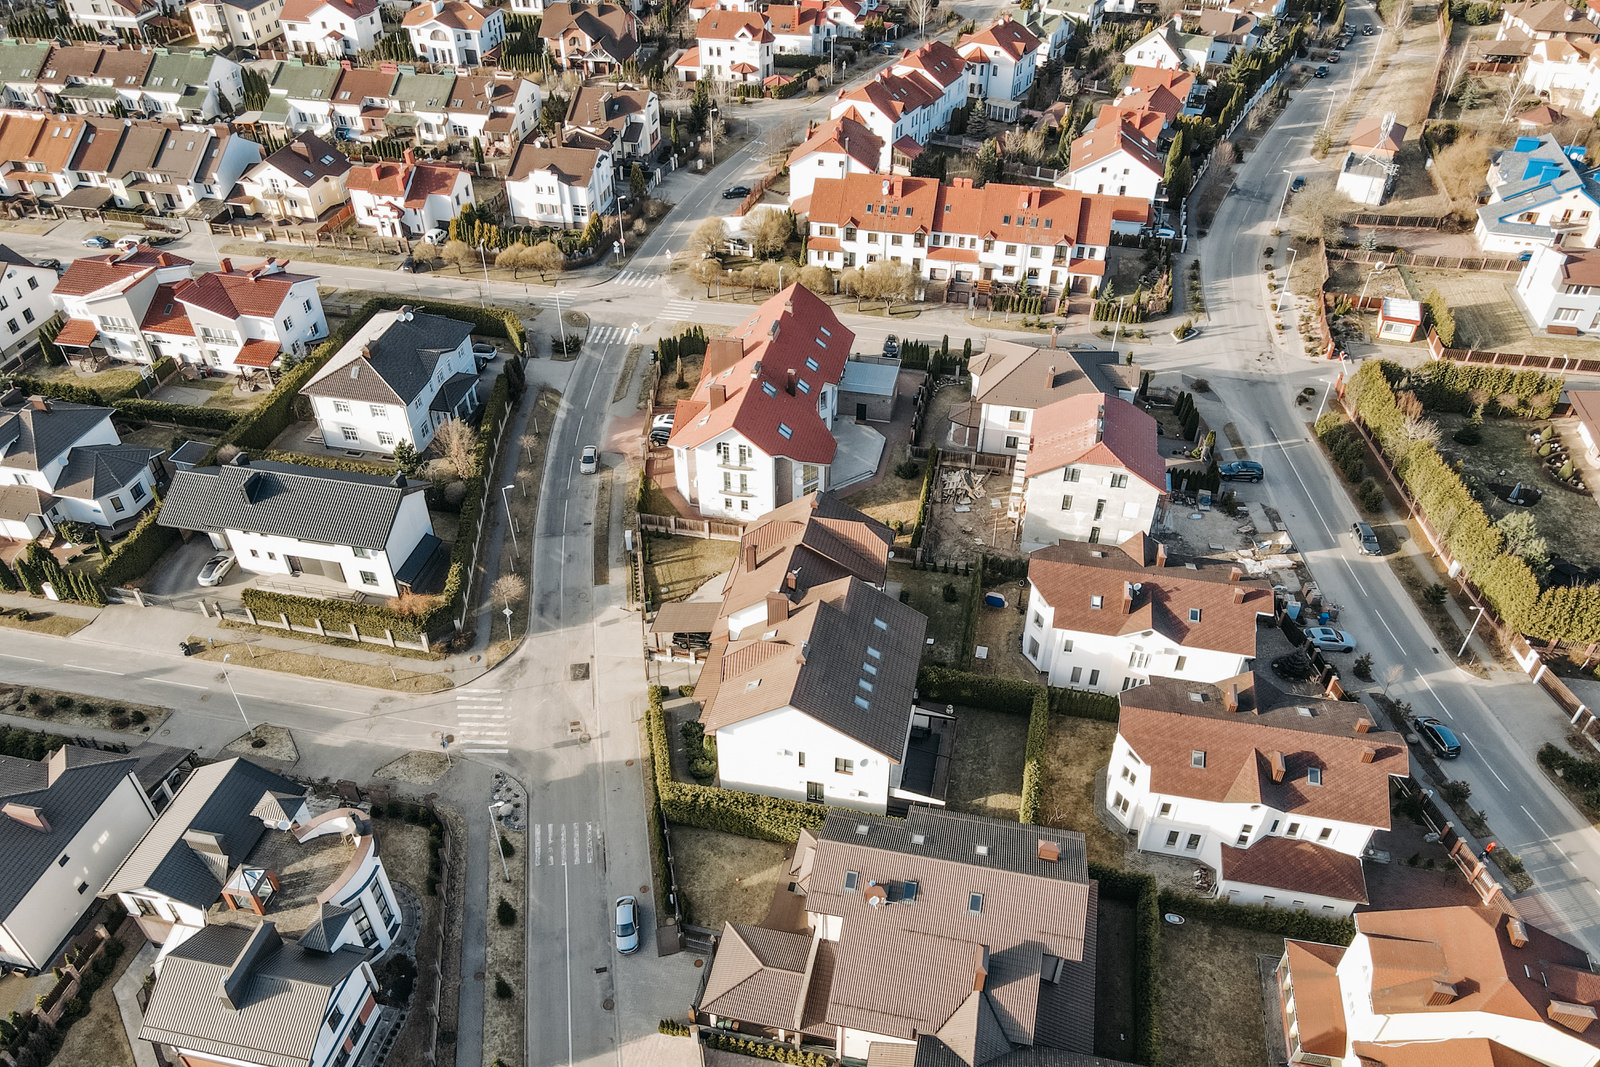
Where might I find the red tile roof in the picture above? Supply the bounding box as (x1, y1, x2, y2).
(54, 257, 152, 298)
(140, 282, 194, 336)
(281, 0, 376, 20)
(402, 0, 492, 29)
(697, 9, 774, 40)
(1027, 392, 1166, 492)
(346, 158, 467, 205)
(234, 339, 281, 367)
(765, 4, 820, 33)
(958, 14, 1041, 61)
(1219, 837, 1368, 902)
(667, 284, 852, 464)
(891, 39, 965, 87)
(179, 259, 314, 320)
(53, 318, 99, 348)
(1280, 940, 1348, 1058)
(1071, 118, 1164, 175)
(1126, 65, 1195, 99)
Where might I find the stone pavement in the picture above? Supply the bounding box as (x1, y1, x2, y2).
(111, 941, 160, 1067)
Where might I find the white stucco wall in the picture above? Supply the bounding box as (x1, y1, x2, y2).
(1021, 591, 1248, 690)
(1020, 460, 1163, 549)
(713, 707, 897, 814)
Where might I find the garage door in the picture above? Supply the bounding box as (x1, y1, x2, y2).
(296, 557, 346, 584)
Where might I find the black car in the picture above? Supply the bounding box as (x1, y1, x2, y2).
(1362, 23, 1376, 33)
(1314, 65, 1328, 77)
(883, 334, 900, 357)
(722, 185, 751, 199)
(144, 234, 175, 246)
(1219, 460, 1265, 482)
(1352, 521, 1381, 555)
(1415, 716, 1461, 759)
(32, 258, 60, 273)
(396, 256, 425, 273)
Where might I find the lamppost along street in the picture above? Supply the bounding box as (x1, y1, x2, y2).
(1459, 605, 1485, 659)
(489, 801, 510, 883)
(220, 654, 252, 737)
(501, 483, 519, 557)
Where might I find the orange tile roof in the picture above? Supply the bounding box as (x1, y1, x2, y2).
(1280, 940, 1348, 1058)
(891, 39, 965, 87)
(234, 339, 281, 367)
(53, 318, 99, 348)
(958, 14, 1041, 61)
(1126, 65, 1195, 98)
(0, 113, 86, 173)
(697, 9, 774, 40)
(54, 257, 152, 298)
(332, 67, 397, 103)
(1219, 837, 1367, 902)
(1071, 118, 1164, 175)
(789, 115, 882, 172)
(179, 259, 315, 320)
(1351, 1038, 1550, 1067)
(346, 157, 466, 205)
(1026, 392, 1166, 491)
(402, 0, 492, 29)
(1350, 115, 1408, 157)
(140, 282, 194, 336)
(766, 5, 820, 33)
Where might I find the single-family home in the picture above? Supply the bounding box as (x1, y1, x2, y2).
(172, 257, 327, 373)
(1123, 23, 1206, 70)
(1279, 906, 1600, 1067)
(59, 119, 261, 217)
(1570, 389, 1600, 460)
(1187, 9, 1261, 64)
(0, 392, 166, 538)
(562, 83, 659, 164)
(787, 114, 883, 208)
(1121, 65, 1204, 116)
(1110, 672, 1408, 914)
(404, 0, 506, 65)
(0, 247, 60, 371)
(957, 15, 1043, 108)
(0, 41, 55, 110)
(233, 132, 351, 222)
(1017, 393, 1168, 548)
(281, 0, 383, 57)
(1498, 0, 1600, 48)
(825, 40, 966, 168)
(803, 174, 1150, 296)
(257, 58, 342, 138)
(302, 306, 479, 454)
(696, 808, 1104, 1065)
(447, 73, 542, 151)
(63, 0, 173, 39)
(0, 746, 155, 974)
(383, 69, 458, 145)
(766, 4, 829, 53)
(1024, 536, 1267, 688)
(505, 138, 615, 227)
(1520, 38, 1600, 115)
(346, 149, 473, 238)
(801, 0, 872, 37)
(685, 0, 759, 22)
(1515, 240, 1600, 332)
(667, 285, 861, 520)
(50, 243, 195, 366)
(327, 66, 399, 141)
(948, 340, 1140, 453)
(537, 2, 639, 72)
(187, 0, 286, 49)
(680, 10, 775, 84)
(158, 454, 443, 597)
(1066, 117, 1165, 202)
(1475, 134, 1600, 253)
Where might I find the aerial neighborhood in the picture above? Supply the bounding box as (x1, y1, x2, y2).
(5, 0, 1600, 1066)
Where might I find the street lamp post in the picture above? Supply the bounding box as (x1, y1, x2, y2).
(1274, 168, 1296, 230)
(617, 194, 628, 260)
(1276, 247, 1299, 315)
(489, 801, 510, 883)
(1458, 605, 1485, 659)
(220, 654, 252, 737)
(708, 104, 719, 166)
(501, 483, 519, 557)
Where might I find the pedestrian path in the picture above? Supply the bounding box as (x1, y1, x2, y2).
(454, 689, 509, 754)
(544, 292, 577, 312)
(657, 299, 697, 320)
(533, 820, 603, 868)
(610, 270, 658, 288)
(588, 324, 638, 347)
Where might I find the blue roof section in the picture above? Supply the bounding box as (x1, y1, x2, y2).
(839, 360, 899, 397)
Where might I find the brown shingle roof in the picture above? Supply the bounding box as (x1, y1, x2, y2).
(1219, 836, 1367, 902)
(699, 923, 813, 1025)
(717, 492, 893, 620)
(968, 341, 1140, 410)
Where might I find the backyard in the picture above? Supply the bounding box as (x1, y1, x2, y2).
(886, 560, 971, 667)
(1094, 898, 1137, 1062)
(943, 706, 1027, 822)
(644, 534, 740, 605)
(1157, 917, 1284, 1067)
(669, 825, 789, 930)
(1405, 266, 1600, 362)
(968, 593, 1031, 681)
(842, 466, 922, 543)
(1037, 716, 1126, 869)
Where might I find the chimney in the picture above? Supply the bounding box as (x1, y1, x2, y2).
(766, 592, 789, 625)
(1155, 542, 1168, 568)
(183, 828, 232, 885)
(786, 368, 797, 396)
(158, 252, 172, 266)
(232, 452, 250, 466)
(28, 395, 50, 412)
(1045, 363, 1056, 390)
(1224, 684, 1239, 712)
(1508, 917, 1529, 947)
(1269, 751, 1285, 783)
(1359, 747, 1376, 764)
(743, 542, 757, 572)
(1229, 565, 1243, 581)
(391, 473, 407, 488)
(1037, 839, 1060, 862)
(1232, 587, 1246, 604)
(1428, 981, 1460, 1007)
(2, 802, 50, 832)
(972, 945, 989, 992)
(220, 257, 232, 273)
(1122, 582, 1134, 613)
(403, 146, 416, 166)
(1355, 718, 1372, 734)
(709, 383, 726, 409)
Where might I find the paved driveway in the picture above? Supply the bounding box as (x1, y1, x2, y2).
(143, 534, 236, 598)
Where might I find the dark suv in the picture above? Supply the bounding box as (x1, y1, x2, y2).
(1220, 460, 1264, 482)
(1415, 716, 1461, 759)
(1352, 521, 1381, 555)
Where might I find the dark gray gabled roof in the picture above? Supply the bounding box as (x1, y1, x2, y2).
(0, 747, 142, 920)
(157, 459, 423, 552)
(140, 922, 369, 1067)
(297, 903, 355, 953)
(0, 399, 115, 473)
(302, 309, 474, 406)
(52, 443, 163, 500)
(101, 758, 305, 908)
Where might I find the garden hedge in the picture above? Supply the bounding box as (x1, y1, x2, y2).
(114, 397, 241, 432)
(4, 376, 102, 405)
(240, 587, 431, 639)
(97, 498, 179, 588)
(1091, 863, 1161, 1067)
(1155, 889, 1355, 946)
(258, 450, 393, 476)
(908, 443, 939, 550)
(1018, 686, 1050, 825)
(702, 1033, 829, 1067)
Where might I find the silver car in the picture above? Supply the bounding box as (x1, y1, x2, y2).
(1305, 626, 1355, 653)
(197, 551, 236, 587)
(614, 896, 639, 954)
(580, 445, 598, 475)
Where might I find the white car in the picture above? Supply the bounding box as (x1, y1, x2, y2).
(422, 228, 448, 245)
(1305, 626, 1355, 653)
(613, 896, 639, 954)
(580, 445, 598, 474)
(197, 551, 237, 587)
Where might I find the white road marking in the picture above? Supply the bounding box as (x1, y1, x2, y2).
(1522, 806, 1569, 857)
(65, 663, 122, 675)
(1462, 733, 1510, 790)
(535, 822, 542, 867)
(0, 653, 45, 663)
(152, 679, 208, 690)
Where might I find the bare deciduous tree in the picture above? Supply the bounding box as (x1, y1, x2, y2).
(690, 256, 724, 295)
(909, 0, 932, 35)
(864, 260, 916, 311)
(495, 241, 529, 277)
(529, 240, 565, 280)
(689, 216, 729, 257)
(434, 419, 479, 480)
(441, 239, 475, 274)
(797, 264, 833, 294)
(747, 207, 795, 257)
(1441, 48, 1471, 108)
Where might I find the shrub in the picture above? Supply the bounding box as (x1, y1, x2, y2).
(942, 581, 960, 603)
(499, 833, 515, 858)
(659, 1019, 691, 1037)
(1155, 890, 1356, 946)
(1441, 779, 1472, 804)
(114, 398, 241, 431)
(494, 974, 514, 999)
(496, 898, 517, 926)
(1423, 583, 1448, 607)
(1357, 478, 1385, 512)
(687, 757, 717, 780)
(1353, 653, 1373, 680)
(909, 443, 940, 549)
(130, 709, 146, 724)
(53, 695, 72, 711)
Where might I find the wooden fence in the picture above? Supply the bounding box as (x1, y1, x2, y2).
(1426, 327, 1600, 376)
(1347, 213, 1445, 228)
(1326, 248, 1524, 272)
(1467, 60, 1519, 73)
(640, 513, 745, 540)
(733, 165, 785, 218)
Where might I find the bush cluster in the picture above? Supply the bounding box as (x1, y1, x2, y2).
(114, 398, 241, 432)
(701, 1032, 829, 1067)
(908, 443, 940, 550)
(1316, 411, 1366, 484)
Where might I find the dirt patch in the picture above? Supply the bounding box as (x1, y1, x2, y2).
(224, 723, 298, 762)
(483, 820, 527, 1067)
(215, 619, 446, 661)
(945, 707, 1027, 821)
(593, 467, 613, 586)
(887, 561, 971, 667)
(644, 534, 739, 605)
(0, 683, 169, 734)
(1157, 917, 1284, 1067)
(656, 351, 703, 409)
(1405, 266, 1588, 361)
(374, 806, 459, 1067)
(640, 476, 681, 517)
(1038, 717, 1127, 869)
(669, 825, 789, 930)
(1094, 896, 1137, 1061)
(195, 639, 453, 692)
(842, 467, 922, 544)
(0, 608, 93, 638)
(51, 920, 145, 1067)
(375, 751, 453, 786)
(970, 593, 1032, 681)
(614, 343, 645, 404)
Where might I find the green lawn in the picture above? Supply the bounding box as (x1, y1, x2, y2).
(888, 560, 970, 666)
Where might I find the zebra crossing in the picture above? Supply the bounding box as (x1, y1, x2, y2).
(610, 270, 657, 288)
(454, 690, 509, 754)
(587, 324, 634, 347)
(657, 299, 698, 321)
(544, 292, 577, 313)
(533, 820, 602, 868)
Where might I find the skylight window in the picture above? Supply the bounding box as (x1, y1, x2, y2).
(858, 679, 873, 692)
(814, 337, 827, 347)
(968, 893, 984, 914)
(806, 357, 820, 371)
(798, 379, 811, 394)
(1091, 595, 1103, 609)
(854, 695, 870, 709)
(873, 619, 888, 630)
(1191, 750, 1206, 768)
(744, 679, 761, 691)
(862, 662, 877, 675)
(1189, 608, 1201, 622)
(844, 870, 859, 890)
(820, 326, 831, 337)
(761, 381, 778, 397)
(902, 880, 919, 903)
(778, 423, 793, 439)
(1308, 767, 1324, 786)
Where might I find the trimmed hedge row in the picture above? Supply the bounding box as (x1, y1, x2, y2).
(1092, 863, 1161, 1067)
(702, 1033, 828, 1067)
(97, 498, 178, 588)
(1019, 686, 1049, 825)
(115, 397, 241, 431)
(908, 442, 939, 550)
(258, 450, 394, 476)
(363, 295, 527, 355)
(916, 666, 1040, 712)
(1050, 686, 1121, 723)
(1155, 889, 1355, 946)
(240, 587, 431, 639)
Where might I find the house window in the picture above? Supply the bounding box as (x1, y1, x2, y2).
(373, 888, 395, 925)
(132, 897, 159, 916)
(282, 316, 294, 331)
(1093, 499, 1106, 520)
(130, 481, 147, 502)
(109, 495, 124, 513)
(1191, 750, 1205, 768)
(1090, 595, 1103, 609)
(333, 400, 351, 413)
(1236, 825, 1252, 846)
(22, 308, 33, 324)
(370, 404, 386, 418)
(844, 870, 859, 890)
(1555, 307, 1581, 322)
(1005, 435, 1019, 449)
(1110, 473, 1128, 488)
(1070, 666, 1081, 683)
(1087, 669, 1099, 686)
(1027, 636, 1040, 657)
(835, 758, 853, 775)
(798, 752, 805, 766)
(1064, 467, 1080, 482)
(327, 1006, 345, 1031)
(360, 570, 379, 585)
(341, 427, 359, 442)
(354, 907, 376, 945)
(1185, 834, 1201, 851)
(58, 854, 69, 866)
(1008, 409, 1025, 422)
(1089, 527, 1101, 543)
(1166, 830, 1180, 847)
(378, 432, 394, 446)
(1175, 656, 1187, 671)
(1061, 495, 1073, 510)
(968, 893, 984, 914)
(1318, 827, 1332, 842)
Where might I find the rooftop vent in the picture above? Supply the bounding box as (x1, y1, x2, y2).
(1189, 691, 1206, 702)
(855, 823, 870, 836)
(1428, 980, 1460, 1006)
(1296, 706, 1314, 717)
(1550, 1000, 1598, 1033)
(911, 833, 926, 845)
(974, 844, 989, 856)
(1037, 839, 1060, 862)
(2, 802, 50, 832)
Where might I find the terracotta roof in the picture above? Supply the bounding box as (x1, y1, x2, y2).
(331, 67, 397, 104)
(234, 339, 281, 367)
(1028, 539, 1268, 657)
(0, 113, 86, 172)
(508, 141, 601, 185)
(698, 9, 774, 40)
(1280, 940, 1348, 1057)
(1115, 673, 1409, 828)
(667, 284, 853, 464)
(1219, 837, 1367, 902)
(140, 283, 194, 336)
(281, 0, 377, 21)
(1519, 103, 1565, 126)
(1350, 1039, 1551, 1067)
(958, 15, 1042, 61)
(1349, 115, 1407, 158)
(766, 4, 820, 33)
(1125, 65, 1194, 98)
(839, 72, 939, 121)
(1554, 247, 1600, 287)
(968, 339, 1140, 409)
(675, 45, 702, 68)
(891, 39, 966, 88)
(179, 259, 314, 320)
(1071, 118, 1164, 175)
(53, 318, 100, 348)
(717, 492, 894, 619)
(1026, 393, 1166, 492)
(346, 158, 467, 206)
(54, 257, 153, 298)
(1106, 84, 1184, 128)
(539, 1, 637, 55)
(402, 0, 492, 29)
(564, 83, 650, 131)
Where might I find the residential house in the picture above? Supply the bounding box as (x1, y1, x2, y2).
(136, 48, 245, 122)
(1023, 536, 1268, 690)
(257, 58, 342, 137)
(0, 392, 165, 538)
(0, 247, 60, 372)
(233, 132, 351, 222)
(1497, 0, 1600, 48)
(696, 808, 1104, 1066)
(1066, 117, 1165, 202)
(803, 174, 1151, 296)
(685, 0, 759, 22)
(38, 44, 156, 117)
(1520, 38, 1600, 116)
(1278, 907, 1600, 1067)
(1337, 114, 1405, 207)
(948, 340, 1140, 453)
(281, 0, 383, 57)
(389, 69, 459, 144)
(61, 119, 261, 217)
(1110, 672, 1408, 914)
(328, 67, 399, 142)
(1123, 23, 1207, 70)
(1017, 393, 1168, 548)
(957, 15, 1043, 109)
(1033, 0, 1104, 45)
(0, 114, 88, 204)
(345, 150, 474, 237)
(825, 40, 967, 169)
(50, 244, 195, 366)
(696, 499, 932, 813)
(171, 257, 328, 373)
(787, 114, 883, 208)
(404, 0, 507, 66)
(668, 285, 865, 520)
(505, 139, 615, 227)
(302, 306, 479, 454)
(562, 84, 659, 165)
(537, 2, 639, 72)
(1515, 240, 1600, 332)
(679, 10, 775, 84)
(158, 455, 443, 597)
(1186, 9, 1261, 65)
(0, 747, 155, 974)
(63, 0, 173, 39)
(767, 4, 829, 53)
(1121, 66, 1204, 116)
(0, 41, 56, 110)
(448, 73, 542, 151)
(1475, 134, 1600, 253)
(801, 0, 872, 37)
(187, 0, 286, 49)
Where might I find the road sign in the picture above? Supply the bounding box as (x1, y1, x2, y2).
(613, 241, 620, 254)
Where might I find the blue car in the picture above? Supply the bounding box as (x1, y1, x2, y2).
(1415, 716, 1461, 759)
(1220, 460, 1265, 482)
(82, 235, 111, 248)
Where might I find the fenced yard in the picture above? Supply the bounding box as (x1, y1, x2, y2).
(943, 707, 1027, 822)
(1157, 919, 1285, 1067)
(1406, 266, 1600, 362)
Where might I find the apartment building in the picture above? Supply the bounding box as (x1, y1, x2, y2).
(1018, 393, 1168, 549)
(957, 15, 1044, 106)
(187, 0, 286, 49)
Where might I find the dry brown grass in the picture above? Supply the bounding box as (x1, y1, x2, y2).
(670, 825, 789, 930)
(842, 468, 922, 541)
(1157, 918, 1283, 1067)
(970, 598, 1032, 681)
(945, 708, 1027, 821)
(483, 821, 527, 1067)
(644, 535, 739, 604)
(592, 469, 613, 586)
(1433, 135, 1491, 209)
(0, 608, 93, 637)
(0, 683, 168, 734)
(1037, 717, 1126, 869)
(194, 641, 453, 692)
(373, 808, 457, 1067)
(51, 921, 145, 1067)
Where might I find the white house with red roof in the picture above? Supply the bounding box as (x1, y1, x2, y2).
(787, 115, 882, 207)
(825, 40, 966, 167)
(804, 174, 1149, 296)
(1117, 66, 1204, 118)
(281, 0, 382, 56)
(1018, 392, 1168, 549)
(683, 0, 757, 23)
(800, 0, 872, 35)
(766, 4, 829, 53)
(0, 248, 60, 373)
(1107, 670, 1408, 914)
(678, 10, 775, 83)
(169, 257, 327, 374)
(957, 15, 1044, 106)
(668, 285, 866, 521)
(404, 0, 507, 66)
(1514, 241, 1600, 332)
(1066, 118, 1164, 203)
(346, 150, 473, 238)
(50, 245, 195, 367)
